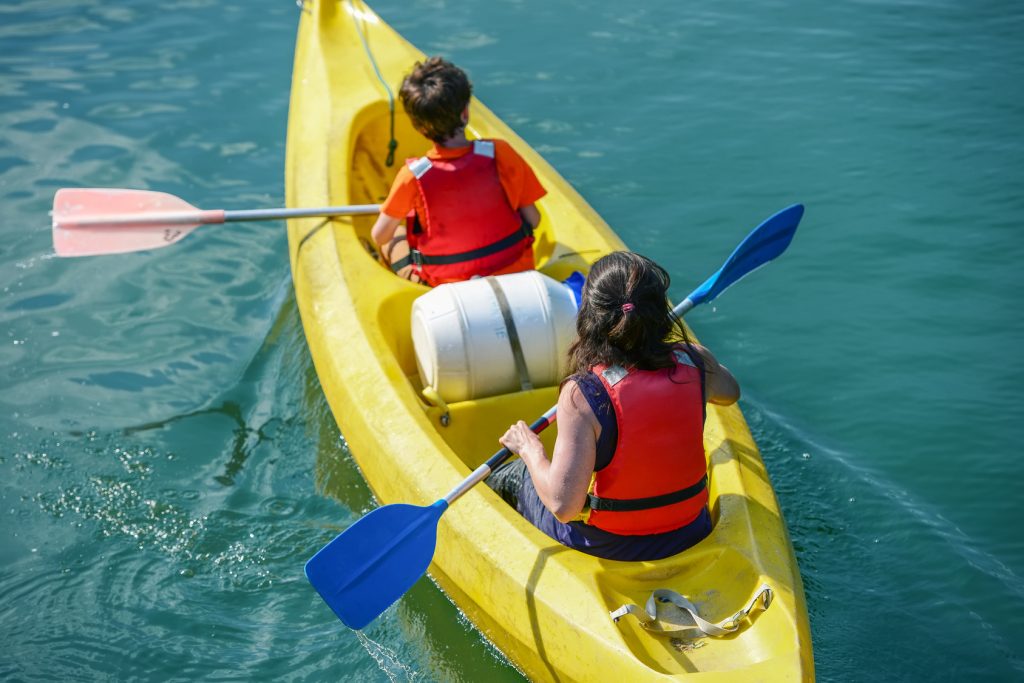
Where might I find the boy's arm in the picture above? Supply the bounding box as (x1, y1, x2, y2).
(371, 213, 403, 247)
(519, 204, 541, 230)
(493, 139, 547, 214)
(373, 166, 417, 247)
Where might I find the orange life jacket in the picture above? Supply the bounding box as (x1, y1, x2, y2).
(399, 140, 533, 285)
(586, 347, 708, 536)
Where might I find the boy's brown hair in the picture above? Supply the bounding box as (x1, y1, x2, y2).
(399, 57, 472, 143)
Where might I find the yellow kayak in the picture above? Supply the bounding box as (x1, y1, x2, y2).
(285, 1, 813, 680)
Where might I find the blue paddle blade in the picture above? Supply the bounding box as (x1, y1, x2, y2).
(305, 500, 448, 630)
(686, 203, 804, 307)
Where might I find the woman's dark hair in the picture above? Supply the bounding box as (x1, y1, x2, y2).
(567, 251, 690, 374)
(399, 57, 472, 143)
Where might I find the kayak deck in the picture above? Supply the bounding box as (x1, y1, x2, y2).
(286, 1, 813, 680)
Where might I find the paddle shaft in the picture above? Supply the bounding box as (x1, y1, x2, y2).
(60, 204, 382, 228)
(439, 292, 698, 507)
(442, 406, 558, 505)
(225, 205, 381, 222)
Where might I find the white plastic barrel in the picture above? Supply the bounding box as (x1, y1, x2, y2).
(411, 271, 579, 403)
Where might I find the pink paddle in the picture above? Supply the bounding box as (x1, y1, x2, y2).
(52, 188, 381, 257)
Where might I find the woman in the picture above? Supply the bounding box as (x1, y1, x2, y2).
(489, 251, 740, 561)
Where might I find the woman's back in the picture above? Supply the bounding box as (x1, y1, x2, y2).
(493, 251, 738, 561)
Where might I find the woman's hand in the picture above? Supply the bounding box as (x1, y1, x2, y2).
(499, 383, 600, 523)
(500, 420, 545, 463)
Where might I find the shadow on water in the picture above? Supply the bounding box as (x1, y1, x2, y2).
(113, 290, 315, 490)
(392, 578, 527, 682)
(303, 371, 378, 520)
(121, 400, 280, 487)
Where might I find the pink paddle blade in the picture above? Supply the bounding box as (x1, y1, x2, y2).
(52, 188, 224, 257)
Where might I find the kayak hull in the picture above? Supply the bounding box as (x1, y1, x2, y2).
(285, 2, 813, 680)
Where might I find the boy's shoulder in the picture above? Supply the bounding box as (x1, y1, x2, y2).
(488, 138, 530, 165)
(489, 138, 515, 154)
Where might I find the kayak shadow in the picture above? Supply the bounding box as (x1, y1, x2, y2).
(706, 415, 775, 490)
(524, 544, 571, 682)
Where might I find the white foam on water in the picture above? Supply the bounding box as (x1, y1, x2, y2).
(354, 630, 420, 683)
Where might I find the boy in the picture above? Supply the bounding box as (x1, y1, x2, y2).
(371, 57, 546, 286)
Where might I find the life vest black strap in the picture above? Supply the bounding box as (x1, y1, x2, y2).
(398, 221, 532, 270)
(587, 474, 707, 512)
(390, 254, 412, 272)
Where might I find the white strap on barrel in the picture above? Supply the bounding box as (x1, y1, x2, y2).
(609, 583, 773, 638)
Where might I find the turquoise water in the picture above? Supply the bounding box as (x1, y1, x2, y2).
(2, 0, 1022, 680)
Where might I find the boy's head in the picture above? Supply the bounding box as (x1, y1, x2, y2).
(400, 57, 472, 143)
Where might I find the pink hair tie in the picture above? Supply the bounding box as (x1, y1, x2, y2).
(621, 303, 635, 313)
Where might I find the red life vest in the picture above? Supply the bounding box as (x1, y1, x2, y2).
(403, 140, 533, 285)
(586, 348, 708, 536)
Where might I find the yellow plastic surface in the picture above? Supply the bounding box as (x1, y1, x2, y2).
(285, 2, 814, 680)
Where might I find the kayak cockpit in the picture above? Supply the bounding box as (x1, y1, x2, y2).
(342, 105, 574, 466)
(374, 283, 561, 468)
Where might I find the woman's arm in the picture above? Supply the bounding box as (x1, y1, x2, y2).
(499, 381, 598, 522)
(690, 343, 740, 405)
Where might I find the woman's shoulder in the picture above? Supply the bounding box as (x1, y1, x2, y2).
(568, 370, 602, 390)
(563, 372, 613, 416)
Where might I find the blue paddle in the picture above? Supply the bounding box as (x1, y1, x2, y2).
(305, 203, 805, 630)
